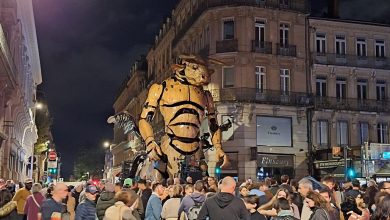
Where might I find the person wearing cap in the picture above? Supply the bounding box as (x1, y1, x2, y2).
(96, 183, 116, 220)
(123, 178, 133, 188)
(75, 185, 98, 220)
(12, 178, 33, 219)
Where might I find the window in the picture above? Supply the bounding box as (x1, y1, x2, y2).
(223, 19, 234, 40)
(335, 35, 346, 56)
(316, 33, 326, 54)
(255, 66, 266, 93)
(279, 0, 289, 7)
(359, 122, 369, 145)
(280, 69, 290, 95)
(376, 81, 386, 101)
(357, 79, 367, 100)
(337, 121, 349, 146)
(255, 20, 265, 43)
(223, 67, 234, 88)
(221, 115, 234, 141)
(317, 120, 328, 147)
(279, 24, 289, 47)
(375, 40, 385, 58)
(316, 76, 327, 97)
(336, 78, 347, 100)
(378, 123, 389, 144)
(356, 38, 367, 57)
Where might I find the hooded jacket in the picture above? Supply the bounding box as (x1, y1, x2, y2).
(96, 191, 116, 220)
(197, 192, 250, 220)
(178, 192, 205, 216)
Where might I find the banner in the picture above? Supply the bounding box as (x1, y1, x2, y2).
(256, 116, 292, 147)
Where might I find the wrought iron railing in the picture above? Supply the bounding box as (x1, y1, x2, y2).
(312, 52, 390, 70)
(251, 41, 272, 54)
(209, 88, 312, 106)
(314, 96, 390, 112)
(276, 43, 297, 56)
(171, 0, 308, 47)
(216, 39, 238, 53)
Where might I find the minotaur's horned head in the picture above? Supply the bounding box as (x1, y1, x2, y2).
(171, 54, 224, 86)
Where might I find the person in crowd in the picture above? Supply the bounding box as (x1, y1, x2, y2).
(272, 198, 299, 220)
(289, 179, 298, 193)
(114, 182, 122, 193)
(173, 178, 180, 185)
(186, 176, 193, 185)
(378, 181, 390, 195)
(321, 176, 340, 208)
(242, 195, 267, 220)
(161, 184, 182, 220)
(137, 179, 151, 219)
(239, 185, 250, 198)
(178, 180, 205, 218)
(249, 182, 265, 197)
(183, 184, 194, 197)
(269, 179, 279, 196)
(12, 178, 33, 219)
(372, 194, 390, 220)
(24, 183, 44, 220)
(345, 179, 361, 199)
(123, 178, 133, 189)
(145, 182, 164, 220)
(41, 183, 68, 220)
(259, 181, 273, 202)
(161, 187, 170, 205)
(96, 182, 116, 220)
(0, 179, 13, 209)
(5, 180, 15, 196)
(66, 187, 76, 220)
(318, 188, 340, 220)
(71, 184, 83, 208)
(280, 175, 293, 193)
(122, 184, 144, 220)
(197, 176, 249, 220)
(364, 181, 378, 214)
(298, 178, 313, 220)
(103, 191, 138, 220)
(342, 193, 369, 220)
(206, 177, 218, 192)
(75, 185, 98, 220)
(305, 190, 332, 220)
(258, 188, 300, 219)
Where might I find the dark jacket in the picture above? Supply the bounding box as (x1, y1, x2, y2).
(309, 207, 329, 220)
(96, 191, 116, 220)
(71, 189, 82, 208)
(178, 192, 205, 216)
(197, 192, 250, 220)
(0, 189, 12, 208)
(75, 198, 96, 220)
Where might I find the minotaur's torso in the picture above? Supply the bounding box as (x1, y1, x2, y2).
(159, 78, 207, 154)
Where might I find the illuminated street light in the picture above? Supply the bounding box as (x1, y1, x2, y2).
(103, 141, 110, 148)
(35, 102, 44, 110)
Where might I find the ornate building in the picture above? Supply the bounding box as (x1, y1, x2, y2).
(309, 18, 390, 178)
(0, 0, 42, 181)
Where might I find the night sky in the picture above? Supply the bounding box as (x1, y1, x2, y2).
(32, 0, 390, 179)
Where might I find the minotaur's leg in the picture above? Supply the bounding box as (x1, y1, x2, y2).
(160, 135, 183, 179)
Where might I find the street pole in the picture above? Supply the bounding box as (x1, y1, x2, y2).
(344, 145, 348, 181)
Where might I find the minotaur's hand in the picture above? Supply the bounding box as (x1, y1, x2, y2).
(147, 141, 162, 161)
(215, 145, 230, 168)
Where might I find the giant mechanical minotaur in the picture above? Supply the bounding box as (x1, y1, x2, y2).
(139, 55, 229, 179)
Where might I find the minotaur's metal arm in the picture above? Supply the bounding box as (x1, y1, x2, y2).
(205, 91, 229, 168)
(139, 83, 163, 160)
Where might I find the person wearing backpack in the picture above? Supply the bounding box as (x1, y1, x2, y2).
(178, 180, 205, 219)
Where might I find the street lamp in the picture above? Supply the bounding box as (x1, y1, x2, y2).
(103, 141, 110, 148)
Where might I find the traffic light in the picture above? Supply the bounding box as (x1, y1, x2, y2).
(347, 167, 356, 179)
(215, 166, 221, 175)
(48, 168, 57, 174)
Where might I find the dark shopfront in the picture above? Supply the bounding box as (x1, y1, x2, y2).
(256, 154, 295, 181)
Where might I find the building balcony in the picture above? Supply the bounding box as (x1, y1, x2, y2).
(216, 39, 238, 53)
(209, 88, 312, 107)
(251, 41, 272, 54)
(171, 0, 307, 47)
(314, 96, 390, 112)
(276, 44, 297, 57)
(312, 52, 390, 70)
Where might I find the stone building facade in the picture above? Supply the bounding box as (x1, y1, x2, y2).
(309, 18, 390, 178)
(0, 0, 42, 181)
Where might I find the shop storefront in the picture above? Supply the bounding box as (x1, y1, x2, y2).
(256, 154, 295, 180)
